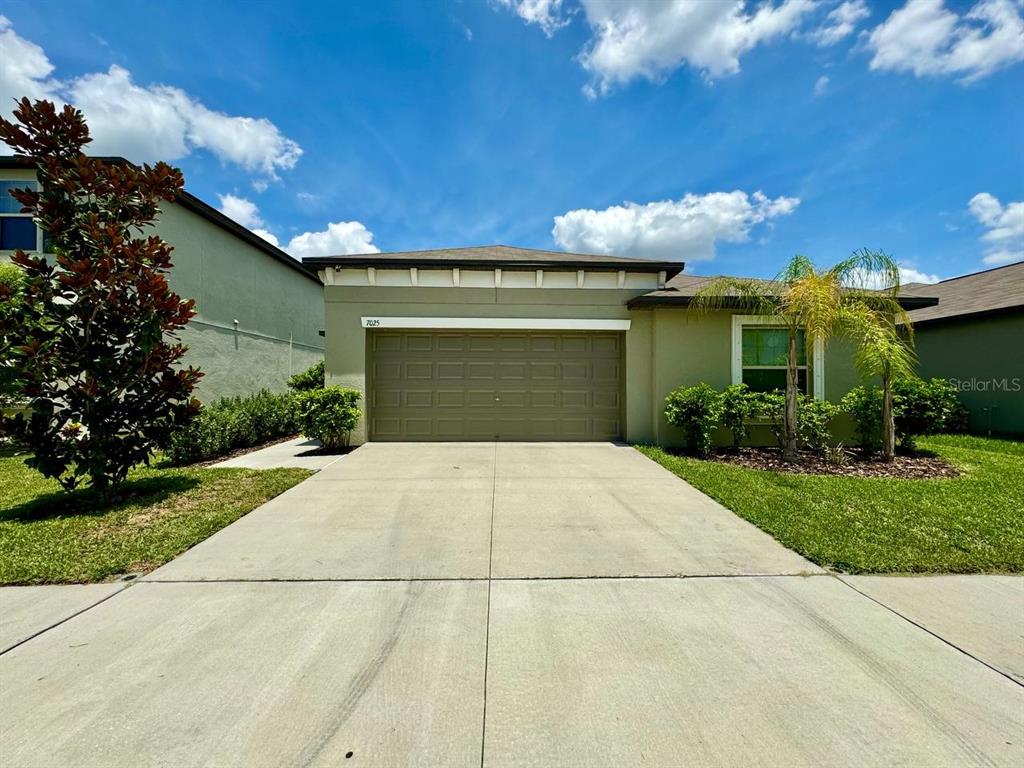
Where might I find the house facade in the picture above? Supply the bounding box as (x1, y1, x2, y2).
(1, 159, 324, 402)
(308, 246, 936, 446)
(905, 262, 1024, 435)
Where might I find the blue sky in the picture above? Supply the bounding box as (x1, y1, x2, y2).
(1, 0, 1022, 281)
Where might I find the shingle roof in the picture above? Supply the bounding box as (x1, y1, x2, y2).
(627, 273, 938, 310)
(303, 245, 684, 277)
(903, 261, 1024, 325)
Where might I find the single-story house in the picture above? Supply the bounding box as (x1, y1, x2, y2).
(1, 157, 324, 401)
(904, 262, 1023, 435)
(306, 245, 936, 445)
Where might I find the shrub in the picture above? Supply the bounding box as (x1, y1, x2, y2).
(720, 383, 753, 449)
(893, 377, 965, 449)
(842, 378, 966, 454)
(664, 383, 723, 457)
(164, 390, 298, 465)
(287, 360, 325, 392)
(797, 396, 840, 452)
(841, 386, 884, 453)
(0, 261, 26, 404)
(748, 391, 786, 449)
(296, 386, 362, 450)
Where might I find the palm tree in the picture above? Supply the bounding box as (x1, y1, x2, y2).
(691, 250, 913, 463)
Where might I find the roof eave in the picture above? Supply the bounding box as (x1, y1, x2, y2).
(304, 255, 684, 278)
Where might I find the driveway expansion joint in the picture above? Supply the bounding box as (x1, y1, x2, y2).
(833, 574, 1024, 689)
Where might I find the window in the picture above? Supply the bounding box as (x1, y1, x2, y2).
(742, 327, 808, 393)
(731, 315, 823, 399)
(0, 180, 41, 251)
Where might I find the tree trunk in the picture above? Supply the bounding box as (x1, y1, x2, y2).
(882, 365, 895, 463)
(783, 327, 800, 463)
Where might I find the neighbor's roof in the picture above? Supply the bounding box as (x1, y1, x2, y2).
(303, 245, 684, 277)
(901, 261, 1024, 325)
(0, 155, 320, 285)
(627, 273, 939, 310)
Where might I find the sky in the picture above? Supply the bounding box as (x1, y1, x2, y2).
(1, 0, 1022, 282)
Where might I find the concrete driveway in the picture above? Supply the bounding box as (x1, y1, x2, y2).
(1, 442, 1021, 767)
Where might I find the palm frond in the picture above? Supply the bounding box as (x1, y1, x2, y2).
(689, 277, 779, 317)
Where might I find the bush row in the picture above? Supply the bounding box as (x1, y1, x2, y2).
(162, 360, 363, 465)
(163, 389, 301, 465)
(664, 378, 965, 457)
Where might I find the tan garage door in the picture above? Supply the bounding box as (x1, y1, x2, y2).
(368, 330, 623, 441)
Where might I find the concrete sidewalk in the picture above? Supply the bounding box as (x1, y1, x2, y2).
(1, 443, 1021, 767)
(211, 436, 348, 471)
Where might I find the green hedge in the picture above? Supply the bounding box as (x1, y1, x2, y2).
(164, 390, 299, 466)
(296, 387, 362, 450)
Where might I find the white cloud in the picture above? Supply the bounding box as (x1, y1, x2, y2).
(218, 193, 264, 229)
(495, 0, 571, 37)
(969, 192, 1024, 265)
(896, 266, 942, 284)
(867, 0, 1024, 83)
(215, 195, 379, 258)
(286, 221, 380, 259)
(552, 190, 800, 262)
(0, 17, 301, 181)
(812, 0, 870, 46)
(572, 0, 817, 95)
(813, 74, 830, 95)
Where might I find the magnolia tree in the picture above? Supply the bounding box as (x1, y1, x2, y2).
(0, 99, 202, 490)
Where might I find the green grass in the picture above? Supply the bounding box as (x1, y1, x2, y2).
(636, 434, 1024, 574)
(0, 452, 311, 584)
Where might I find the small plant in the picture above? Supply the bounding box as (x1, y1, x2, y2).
(841, 385, 884, 454)
(0, 261, 26, 405)
(797, 396, 840, 452)
(824, 442, 848, 466)
(287, 360, 325, 392)
(720, 383, 753, 449)
(296, 386, 362, 450)
(664, 383, 723, 457)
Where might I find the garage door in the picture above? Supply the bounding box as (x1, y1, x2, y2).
(368, 330, 622, 441)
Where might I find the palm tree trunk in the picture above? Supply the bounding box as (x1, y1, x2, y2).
(783, 327, 799, 463)
(882, 364, 895, 462)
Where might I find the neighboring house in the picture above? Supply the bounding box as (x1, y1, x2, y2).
(1, 157, 324, 402)
(904, 262, 1024, 435)
(306, 246, 936, 445)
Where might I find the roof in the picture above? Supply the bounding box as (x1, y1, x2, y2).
(0, 155, 320, 285)
(303, 245, 684, 277)
(903, 261, 1024, 325)
(626, 273, 938, 310)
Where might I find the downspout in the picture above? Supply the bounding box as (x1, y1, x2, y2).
(651, 308, 660, 446)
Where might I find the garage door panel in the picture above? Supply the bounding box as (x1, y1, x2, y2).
(369, 330, 622, 441)
(437, 390, 466, 408)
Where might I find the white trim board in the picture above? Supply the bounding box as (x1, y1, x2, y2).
(730, 315, 825, 400)
(361, 316, 631, 331)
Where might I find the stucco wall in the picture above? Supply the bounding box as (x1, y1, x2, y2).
(155, 202, 324, 401)
(324, 283, 868, 446)
(913, 312, 1024, 434)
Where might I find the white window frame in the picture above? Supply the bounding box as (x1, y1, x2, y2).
(731, 315, 824, 400)
(0, 180, 42, 253)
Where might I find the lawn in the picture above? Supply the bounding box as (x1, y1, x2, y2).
(637, 435, 1024, 574)
(0, 451, 311, 584)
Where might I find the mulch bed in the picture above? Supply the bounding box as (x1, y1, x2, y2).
(708, 447, 960, 479)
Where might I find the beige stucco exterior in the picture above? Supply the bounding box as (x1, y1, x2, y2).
(1, 169, 324, 402)
(323, 274, 863, 446)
